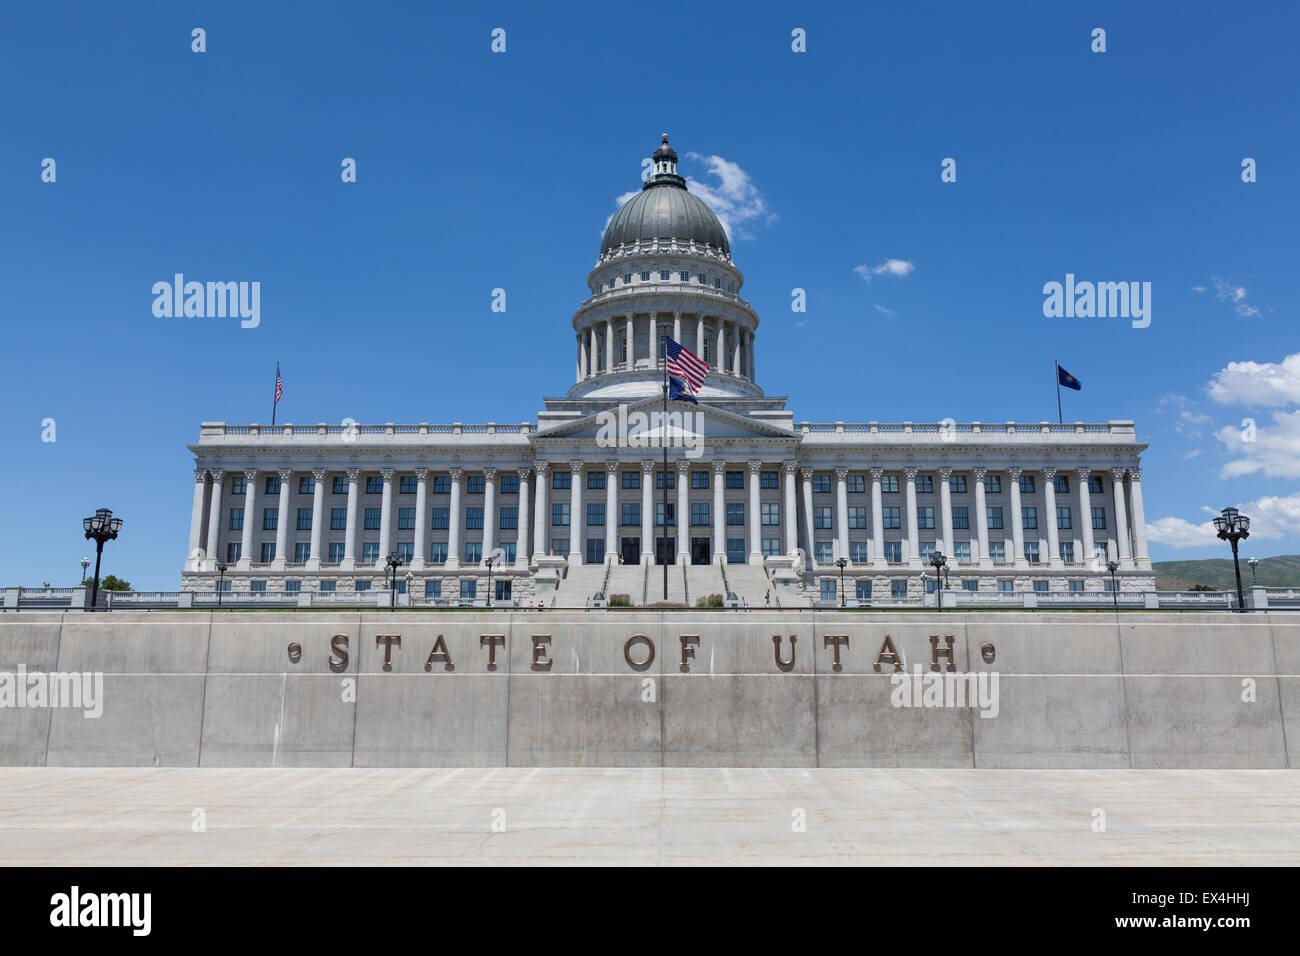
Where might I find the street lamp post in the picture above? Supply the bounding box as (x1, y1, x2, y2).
(1106, 560, 1119, 611)
(217, 563, 227, 606)
(79, 557, 90, 584)
(405, 570, 413, 606)
(930, 551, 948, 611)
(81, 508, 122, 612)
(385, 553, 405, 610)
(1247, 557, 1259, 586)
(1212, 507, 1251, 612)
(835, 557, 847, 608)
(485, 554, 497, 607)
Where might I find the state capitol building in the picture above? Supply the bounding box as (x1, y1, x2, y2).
(181, 135, 1154, 607)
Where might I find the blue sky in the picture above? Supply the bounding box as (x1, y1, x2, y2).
(2, 1, 1297, 587)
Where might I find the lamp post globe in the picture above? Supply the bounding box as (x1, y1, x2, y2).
(1106, 560, 1119, 610)
(79, 557, 90, 584)
(1214, 507, 1251, 612)
(217, 563, 227, 606)
(385, 553, 405, 610)
(485, 554, 497, 608)
(82, 508, 122, 612)
(929, 551, 948, 611)
(834, 557, 847, 608)
(1247, 557, 1259, 586)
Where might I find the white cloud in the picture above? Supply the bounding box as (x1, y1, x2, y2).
(1183, 448, 1203, 460)
(683, 152, 776, 241)
(1209, 276, 1261, 317)
(854, 258, 914, 282)
(874, 304, 895, 316)
(1216, 410, 1300, 479)
(1146, 516, 1219, 549)
(1207, 352, 1300, 407)
(1155, 393, 1190, 414)
(1149, 490, 1300, 548)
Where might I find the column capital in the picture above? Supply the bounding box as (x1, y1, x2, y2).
(570, 460, 584, 475)
(448, 467, 463, 481)
(345, 467, 361, 481)
(1128, 467, 1142, 481)
(1076, 466, 1092, 481)
(482, 466, 497, 480)
(1041, 466, 1057, 480)
(278, 467, 293, 481)
(870, 467, 885, 479)
(379, 467, 394, 480)
(784, 461, 797, 477)
(517, 467, 531, 481)
(834, 466, 849, 480)
(243, 468, 259, 481)
(312, 467, 327, 481)
(800, 467, 815, 480)
(938, 467, 952, 480)
(605, 460, 619, 475)
(413, 467, 429, 480)
(641, 460, 655, 475)
(1110, 467, 1126, 482)
(534, 460, 550, 476)
(673, 310, 682, 320)
(193, 468, 206, 483)
(648, 310, 657, 320)
(1006, 466, 1022, 479)
(676, 459, 690, 475)
(712, 460, 727, 475)
(748, 460, 762, 475)
(904, 466, 919, 480)
(209, 468, 225, 482)
(972, 466, 987, 480)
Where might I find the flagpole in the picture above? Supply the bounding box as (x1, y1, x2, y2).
(1055, 360, 1062, 425)
(272, 362, 279, 427)
(662, 335, 669, 602)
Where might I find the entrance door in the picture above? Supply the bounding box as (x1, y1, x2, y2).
(655, 537, 676, 565)
(691, 537, 711, 565)
(621, 537, 640, 564)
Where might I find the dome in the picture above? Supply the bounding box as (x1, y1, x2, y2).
(600, 135, 731, 258)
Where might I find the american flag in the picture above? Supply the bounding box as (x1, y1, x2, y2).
(274, 364, 283, 404)
(664, 337, 709, 394)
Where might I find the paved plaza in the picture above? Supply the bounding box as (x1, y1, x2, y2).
(0, 768, 1294, 865)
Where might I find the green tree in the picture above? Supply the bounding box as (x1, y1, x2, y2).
(99, 575, 131, 592)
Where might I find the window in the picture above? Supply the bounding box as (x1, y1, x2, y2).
(362, 543, 379, 563)
(333, 476, 349, 494)
(587, 503, 605, 526)
(429, 543, 448, 564)
(698, 274, 708, 285)
(621, 503, 640, 527)
(763, 538, 782, 557)
(691, 471, 709, 489)
(953, 506, 969, 530)
(762, 502, 781, 526)
(640, 271, 651, 282)
(814, 507, 833, 529)
(1092, 507, 1107, 530)
(398, 507, 415, 530)
(656, 503, 675, 526)
(294, 542, 310, 563)
(812, 474, 831, 493)
(1053, 474, 1070, 494)
(848, 506, 867, 529)
(917, 506, 935, 530)
(588, 471, 605, 490)
(263, 508, 277, 531)
(882, 474, 900, 493)
(690, 503, 710, 526)
(815, 541, 833, 563)
(1024, 541, 1040, 564)
(465, 542, 482, 563)
(962, 580, 979, 592)
(501, 542, 516, 563)
(679, 271, 690, 281)
(229, 508, 244, 531)
(949, 474, 967, 493)
(393, 580, 407, 595)
(551, 538, 569, 555)
(847, 474, 865, 493)
(285, 580, 301, 593)
(727, 539, 746, 564)
(714, 277, 722, 289)
(919, 540, 936, 562)
(250, 579, 267, 592)
(364, 508, 381, 531)
(926, 579, 937, 595)
(660, 270, 670, 280)
(891, 580, 908, 599)
(465, 507, 484, 530)
(499, 507, 517, 530)
(761, 471, 780, 489)
(431, 507, 449, 530)
(1033, 580, 1049, 593)
(552, 503, 570, 526)
(264, 476, 280, 495)
(849, 542, 868, 563)
(988, 541, 1006, 563)
(425, 580, 441, 599)
(1057, 507, 1072, 530)
(553, 471, 571, 490)
(260, 543, 275, 562)
(330, 508, 347, 530)
(466, 475, 485, 494)
(1088, 475, 1104, 494)
(727, 503, 745, 526)
(460, 580, 477, 601)
(997, 579, 1014, 593)
(882, 507, 901, 529)
(296, 508, 312, 531)
(954, 541, 971, 564)
(1103, 578, 1117, 593)
(400, 476, 417, 494)
(299, 476, 315, 495)
(917, 475, 934, 493)
(622, 471, 640, 490)
(856, 580, 872, 600)
(320, 580, 336, 592)
(726, 471, 744, 489)
(496, 579, 512, 601)
(1059, 541, 1075, 563)
(1018, 475, 1035, 494)
(656, 471, 675, 489)
(500, 475, 518, 494)
(984, 475, 1002, 494)
(366, 476, 382, 494)
(1068, 580, 1084, 592)
(624, 273, 632, 285)
(586, 539, 604, 564)
(231, 476, 246, 495)
(821, 580, 837, 602)
(884, 541, 902, 563)
(226, 542, 241, 562)
(397, 542, 414, 562)
(328, 543, 345, 563)
(987, 506, 1003, 530)
(1022, 507, 1038, 530)
(433, 475, 451, 494)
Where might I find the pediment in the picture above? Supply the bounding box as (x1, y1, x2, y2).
(533, 396, 796, 443)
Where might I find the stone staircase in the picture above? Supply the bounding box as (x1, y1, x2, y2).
(688, 562, 726, 606)
(605, 561, 645, 605)
(551, 562, 609, 608)
(724, 561, 780, 607)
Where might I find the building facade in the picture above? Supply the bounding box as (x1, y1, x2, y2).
(181, 135, 1153, 605)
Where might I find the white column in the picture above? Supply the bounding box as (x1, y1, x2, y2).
(376, 468, 394, 567)
(674, 460, 690, 563)
(1043, 467, 1062, 569)
(716, 319, 725, 371)
(238, 468, 257, 569)
(589, 327, 598, 374)
(1112, 467, 1133, 568)
(973, 467, 991, 568)
(625, 313, 634, 369)
(711, 461, 726, 563)
(604, 320, 613, 374)
(648, 312, 658, 368)
(481, 467, 497, 565)
(747, 461, 762, 563)
(938, 468, 954, 556)
(1128, 468, 1149, 567)
(187, 468, 208, 570)
(605, 461, 618, 561)
(341, 468, 360, 570)
(696, 314, 705, 357)
(1007, 467, 1025, 569)
(307, 469, 326, 569)
(834, 467, 850, 560)
(904, 467, 920, 569)
(1078, 468, 1096, 568)
(673, 311, 682, 347)
(800, 467, 815, 568)
(204, 469, 224, 571)
(783, 462, 798, 556)
(445, 468, 463, 569)
(273, 468, 292, 569)
(569, 461, 583, 564)
(735, 327, 744, 378)
(515, 468, 531, 569)
(640, 460, 654, 564)
(412, 468, 428, 570)
(578, 333, 587, 380)
(532, 462, 549, 564)
(870, 468, 885, 568)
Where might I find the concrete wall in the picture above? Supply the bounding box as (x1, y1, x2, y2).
(0, 611, 1293, 768)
